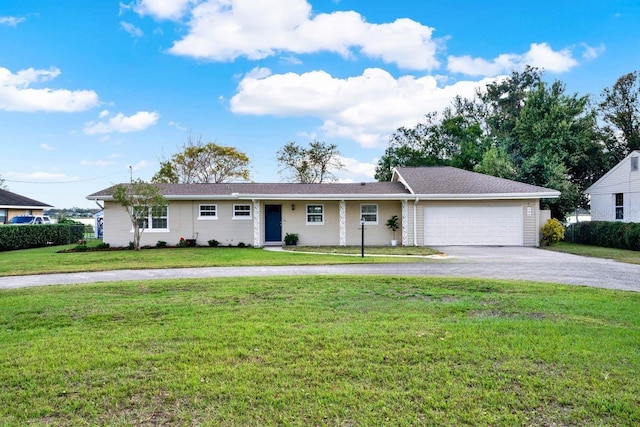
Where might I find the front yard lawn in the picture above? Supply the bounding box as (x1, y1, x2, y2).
(1, 276, 638, 426)
(0, 242, 434, 277)
(546, 242, 640, 264)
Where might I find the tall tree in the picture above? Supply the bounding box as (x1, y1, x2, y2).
(514, 80, 605, 217)
(276, 141, 344, 183)
(152, 136, 250, 184)
(112, 179, 166, 250)
(599, 71, 640, 158)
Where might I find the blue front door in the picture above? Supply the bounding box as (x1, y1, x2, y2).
(265, 205, 282, 242)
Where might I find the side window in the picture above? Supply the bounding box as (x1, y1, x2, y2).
(199, 204, 218, 219)
(306, 205, 324, 224)
(631, 157, 638, 172)
(615, 193, 624, 220)
(233, 204, 252, 219)
(360, 204, 378, 224)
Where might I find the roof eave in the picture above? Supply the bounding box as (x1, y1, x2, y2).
(414, 192, 561, 200)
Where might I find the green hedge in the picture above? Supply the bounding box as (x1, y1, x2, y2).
(564, 221, 640, 251)
(0, 224, 85, 251)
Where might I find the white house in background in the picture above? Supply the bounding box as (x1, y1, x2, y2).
(87, 166, 560, 248)
(585, 150, 640, 223)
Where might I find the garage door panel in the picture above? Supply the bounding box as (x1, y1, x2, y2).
(424, 205, 523, 246)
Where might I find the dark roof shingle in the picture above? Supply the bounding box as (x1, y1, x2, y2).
(0, 188, 52, 208)
(394, 166, 560, 195)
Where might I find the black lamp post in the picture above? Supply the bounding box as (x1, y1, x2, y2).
(360, 216, 365, 258)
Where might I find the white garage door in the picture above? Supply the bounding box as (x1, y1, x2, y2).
(424, 205, 523, 246)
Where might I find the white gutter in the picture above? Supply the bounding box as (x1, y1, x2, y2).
(413, 197, 419, 246)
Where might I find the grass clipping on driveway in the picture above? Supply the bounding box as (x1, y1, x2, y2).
(1, 276, 638, 426)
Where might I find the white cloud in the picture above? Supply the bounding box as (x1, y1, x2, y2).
(6, 171, 79, 182)
(134, 0, 197, 20)
(0, 16, 26, 26)
(80, 159, 114, 167)
(121, 21, 144, 37)
(335, 156, 377, 181)
(162, 0, 439, 70)
(99, 109, 110, 118)
(231, 67, 497, 148)
(39, 143, 55, 151)
(168, 120, 187, 131)
(83, 111, 159, 135)
(0, 66, 99, 112)
(131, 160, 149, 171)
(582, 43, 605, 60)
(447, 43, 579, 77)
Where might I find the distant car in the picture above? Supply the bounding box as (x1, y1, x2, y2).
(7, 215, 52, 225)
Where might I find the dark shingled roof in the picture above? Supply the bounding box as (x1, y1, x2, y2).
(88, 181, 410, 199)
(394, 166, 559, 195)
(0, 188, 52, 208)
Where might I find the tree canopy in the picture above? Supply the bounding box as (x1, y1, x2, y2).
(375, 67, 630, 220)
(112, 179, 166, 251)
(276, 141, 344, 183)
(152, 137, 250, 184)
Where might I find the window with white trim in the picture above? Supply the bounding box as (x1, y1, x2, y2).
(360, 204, 378, 224)
(198, 204, 218, 219)
(233, 204, 252, 219)
(615, 193, 624, 220)
(135, 205, 169, 230)
(306, 204, 324, 224)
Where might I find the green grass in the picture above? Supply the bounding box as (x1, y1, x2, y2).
(0, 242, 432, 277)
(284, 245, 441, 256)
(1, 276, 638, 426)
(546, 242, 640, 264)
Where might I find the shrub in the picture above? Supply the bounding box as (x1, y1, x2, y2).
(0, 224, 85, 251)
(284, 233, 299, 245)
(156, 240, 167, 248)
(74, 244, 88, 252)
(541, 218, 565, 246)
(565, 221, 640, 251)
(177, 237, 187, 248)
(208, 239, 220, 247)
(96, 242, 110, 250)
(237, 242, 246, 248)
(128, 241, 135, 250)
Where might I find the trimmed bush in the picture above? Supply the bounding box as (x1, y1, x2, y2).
(565, 221, 640, 251)
(541, 218, 565, 246)
(0, 224, 84, 251)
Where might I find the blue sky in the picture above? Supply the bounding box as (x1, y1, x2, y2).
(1, 0, 638, 208)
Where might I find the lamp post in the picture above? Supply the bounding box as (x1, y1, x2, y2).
(360, 215, 365, 258)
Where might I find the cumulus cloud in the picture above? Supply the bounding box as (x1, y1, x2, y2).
(83, 110, 159, 135)
(334, 156, 377, 181)
(138, 0, 440, 70)
(0, 16, 26, 26)
(231, 67, 497, 148)
(0, 66, 99, 112)
(447, 43, 579, 77)
(39, 143, 55, 151)
(121, 21, 144, 37)
(134, 0, 197, 20)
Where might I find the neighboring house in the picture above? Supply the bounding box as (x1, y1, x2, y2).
(0, 188, 52, 224)
(586, 150, 640, 223)
(87, 166, 560, 248)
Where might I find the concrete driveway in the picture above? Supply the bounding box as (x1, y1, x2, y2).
(0, 246, 638, 292)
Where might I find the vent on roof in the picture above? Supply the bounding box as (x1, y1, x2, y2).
(360, 182, 366, 186)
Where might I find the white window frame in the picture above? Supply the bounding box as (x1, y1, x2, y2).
(615, 193, 624, 220)
(233, 204, 252, 220)
(306, 204, 324, 225)
(133, 205, 169, 232)
(198, 204, 218, 220)
(360, 204, 378, 224)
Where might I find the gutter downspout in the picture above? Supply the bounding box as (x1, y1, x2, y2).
(413, 197, 419, 246)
